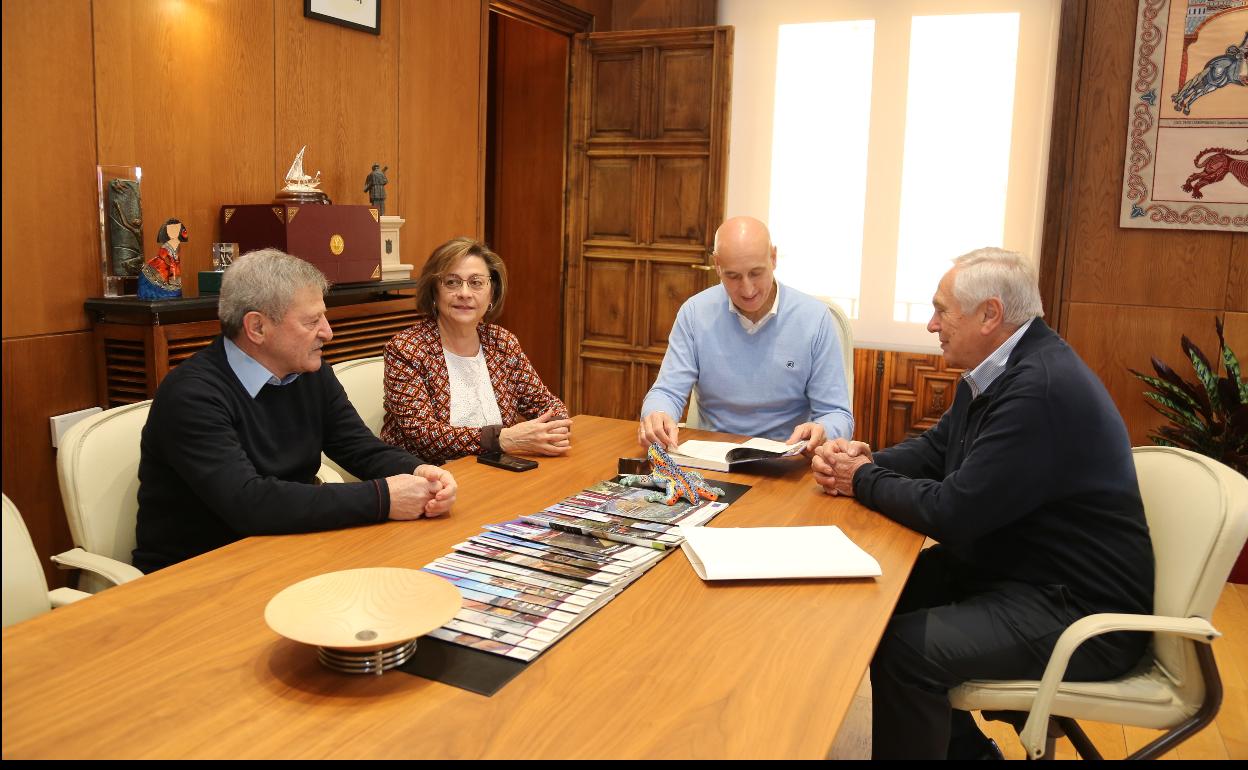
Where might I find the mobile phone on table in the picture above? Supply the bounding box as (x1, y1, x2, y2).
(477, 451, 538, 472)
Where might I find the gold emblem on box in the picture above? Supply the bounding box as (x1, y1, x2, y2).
(330, 234, 345, 256)
(369, 208, 379, 222)
(272, 207, 286, 223)
(287, 207, 299, 223)
(223, 208, 236, 224)
(371, 265, 381, 279)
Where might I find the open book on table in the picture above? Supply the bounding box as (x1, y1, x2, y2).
(668, 437, 804, 472)
(679, 525, 881, 581)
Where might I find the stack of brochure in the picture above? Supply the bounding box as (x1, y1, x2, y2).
(527, 479, 727, 547)
(422, 478, 730, 662)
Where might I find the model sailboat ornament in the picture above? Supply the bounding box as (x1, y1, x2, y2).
(275, 145, 331, 204)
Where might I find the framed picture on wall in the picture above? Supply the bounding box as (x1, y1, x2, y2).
(1119, 0, 1247, 231)
(304, 0, 381, 35)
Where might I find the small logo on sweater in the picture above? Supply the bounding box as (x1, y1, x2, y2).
(786, 361, 794, 368)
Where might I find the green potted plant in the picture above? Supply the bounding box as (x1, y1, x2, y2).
(1131, 317, 1247, 581)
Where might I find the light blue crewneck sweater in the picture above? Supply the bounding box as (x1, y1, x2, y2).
(641, 283, 853, 441)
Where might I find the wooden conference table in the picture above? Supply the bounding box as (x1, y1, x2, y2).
(2, 416, 923, 759)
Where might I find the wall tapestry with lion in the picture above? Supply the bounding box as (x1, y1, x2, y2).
(1121, 0, 1248, 231)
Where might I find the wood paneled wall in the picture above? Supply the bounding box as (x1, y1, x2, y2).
(612, 0, 715, 30)
(3, 0, 104, 590)
(1050, 1, 1247, 446)
(399, 0, 484, 265)
(2, 0, 99, 339)
(566, 0, 716, 32)
(0, 0, 495, 588)
(94, 0, 277, 287)
(2, 334, 99, 594)
(275, 0, 400, 219)
(566, 0, 614, 29)
(0, 0, 711, 588)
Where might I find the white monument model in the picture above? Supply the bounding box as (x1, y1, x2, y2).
(379, 215, 413, 280)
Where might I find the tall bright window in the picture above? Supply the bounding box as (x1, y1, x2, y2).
(722, 0, 1060, 351)
(769, 21, 875, 320)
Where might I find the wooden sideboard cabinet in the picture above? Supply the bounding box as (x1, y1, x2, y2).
(85, 280, 421, 408)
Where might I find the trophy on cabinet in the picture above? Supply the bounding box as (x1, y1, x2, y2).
(221, 146, 381, 284)
(276, 145, 331, 205)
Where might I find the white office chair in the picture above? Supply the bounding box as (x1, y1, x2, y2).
(322, 356, 385, 482)
(684, 297, 853, 429)
(823, 297, 854, 405)
(2, 494, 91, 627)
(948, 446, 1248, 759)
(53, 401, 150, 594)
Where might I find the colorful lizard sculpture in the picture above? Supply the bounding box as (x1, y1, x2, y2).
(619, 444, 725, 505)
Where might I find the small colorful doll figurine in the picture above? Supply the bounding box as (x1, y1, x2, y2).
(619, 444, 725, 506)
(138, 218, 186, 300)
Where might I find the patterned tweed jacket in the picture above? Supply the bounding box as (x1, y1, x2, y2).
(381, 318, 567, 462)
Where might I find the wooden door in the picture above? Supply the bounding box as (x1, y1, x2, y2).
(562, 26, 732, 419)
(487, 11, 574, 395)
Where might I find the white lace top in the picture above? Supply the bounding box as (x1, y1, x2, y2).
(443, 347, 503, 428)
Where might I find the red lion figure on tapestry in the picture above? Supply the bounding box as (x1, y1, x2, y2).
(1181, 146, 1248, 199)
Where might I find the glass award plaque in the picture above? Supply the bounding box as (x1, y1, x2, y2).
(97, 165, 143, 297)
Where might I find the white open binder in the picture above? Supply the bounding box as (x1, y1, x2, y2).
(679, 525, 882, 581)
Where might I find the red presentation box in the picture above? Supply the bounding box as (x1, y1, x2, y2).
(220, 204, 381, 284)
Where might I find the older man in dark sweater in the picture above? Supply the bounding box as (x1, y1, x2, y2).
(134, 249, 456, 573)
(813, 248, 1153, 760)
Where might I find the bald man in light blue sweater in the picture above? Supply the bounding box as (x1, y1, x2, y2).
(638, 217, 853, 452)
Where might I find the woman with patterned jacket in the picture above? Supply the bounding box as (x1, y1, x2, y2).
(381, 237, 571, 463)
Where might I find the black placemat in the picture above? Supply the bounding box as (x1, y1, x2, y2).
(399, 479, 753, 695)
(400, 637, 528, 696)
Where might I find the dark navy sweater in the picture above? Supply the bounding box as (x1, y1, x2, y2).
(134, 337, 425, 572)
(854, 320, 1154, 617)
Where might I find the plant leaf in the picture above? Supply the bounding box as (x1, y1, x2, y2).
(1183, 336, 1222, 413)
(1142, 392, 1207, 431)
(1132, 368, 1205, 416)
(1155, 421, 1211, 447)
(1154, 426, 1209, 454)
(1182, 332, 1216, 375)
(1217, 320, 1247, 403)
(1148, 421, 1211, 456)
(1217, 377, 1240, 414)
(1133, 369, 1201, 410)
(1143, 394, 1198, 424)
(1147, 357, 1211, 416)
(1135, 319, 1248, 470)
(1229, 404, 1248, 445)
(1230, 456, 1248, 476)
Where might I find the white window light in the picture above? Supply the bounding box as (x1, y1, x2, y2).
(722, 0, 1059, 352)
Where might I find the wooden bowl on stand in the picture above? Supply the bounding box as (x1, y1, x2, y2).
(265, 567, 461, 675)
